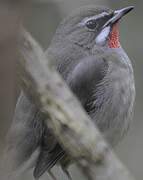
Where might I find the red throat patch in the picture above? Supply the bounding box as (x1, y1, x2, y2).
(108, 23, 120, 48)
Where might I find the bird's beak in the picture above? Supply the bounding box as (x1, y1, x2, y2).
(103, 6, 134, 28)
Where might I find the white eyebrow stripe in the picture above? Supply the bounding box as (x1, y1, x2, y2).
(80, 12, 109, 26)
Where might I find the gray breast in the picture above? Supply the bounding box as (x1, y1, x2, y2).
(87, 49, 135, 146)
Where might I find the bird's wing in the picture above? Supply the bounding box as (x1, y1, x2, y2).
(4, 92, 57, 175)
(66, 55, 108, 106)
(4, 92, 42, 169)
(33, 55, 109, 179)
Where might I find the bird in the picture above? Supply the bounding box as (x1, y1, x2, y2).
(4, 5, 135, 180)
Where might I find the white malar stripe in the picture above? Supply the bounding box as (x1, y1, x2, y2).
(95, 26, 111, 46)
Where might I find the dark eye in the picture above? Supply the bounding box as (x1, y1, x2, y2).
(86, 19, 98, 30)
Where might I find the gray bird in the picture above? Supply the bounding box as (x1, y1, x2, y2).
(5, 5, 135, 180)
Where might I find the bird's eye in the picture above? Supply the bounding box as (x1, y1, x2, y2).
(86, 19, 98, 30)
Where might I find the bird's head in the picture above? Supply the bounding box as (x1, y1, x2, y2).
(53, 5, 134, 51)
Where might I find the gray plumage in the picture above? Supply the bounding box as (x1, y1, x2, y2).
(5, 5, 135, 179)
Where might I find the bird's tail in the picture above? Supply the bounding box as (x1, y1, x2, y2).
(33, 144, 65, 179)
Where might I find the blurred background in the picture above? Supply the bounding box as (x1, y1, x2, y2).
(0, 0, 142, 180)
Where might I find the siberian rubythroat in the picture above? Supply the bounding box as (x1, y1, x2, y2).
(6, 5, 135, 180)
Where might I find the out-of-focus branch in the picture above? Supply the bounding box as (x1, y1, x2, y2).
(18, 29, 135, 180)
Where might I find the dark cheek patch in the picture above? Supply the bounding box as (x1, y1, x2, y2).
(108, 23, 120, 48)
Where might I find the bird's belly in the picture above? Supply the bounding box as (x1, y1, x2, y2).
(90, 71, 135, 146)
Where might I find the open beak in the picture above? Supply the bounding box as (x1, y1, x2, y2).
(103, 6, 134, 28)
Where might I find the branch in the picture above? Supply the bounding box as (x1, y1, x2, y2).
(18, 29, 135, 180)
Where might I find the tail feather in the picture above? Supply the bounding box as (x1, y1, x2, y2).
(33, 144, 65, 179)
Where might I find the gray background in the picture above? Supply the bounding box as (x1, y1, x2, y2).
(0, 0, 143, 180)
